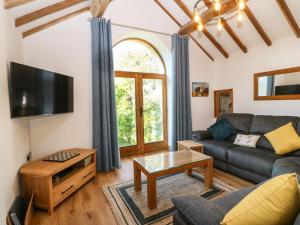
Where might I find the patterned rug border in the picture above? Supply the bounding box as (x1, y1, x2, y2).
(102, 173, 239, 225)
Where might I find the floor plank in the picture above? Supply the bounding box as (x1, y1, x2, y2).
(31, 152, 253, 225)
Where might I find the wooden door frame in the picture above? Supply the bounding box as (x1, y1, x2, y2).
(115, 71, 168, 156)
(214, 89, 233, 118)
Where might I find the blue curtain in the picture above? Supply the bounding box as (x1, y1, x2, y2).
(171, 34, 193, 151)
(91, 18, 120, 172)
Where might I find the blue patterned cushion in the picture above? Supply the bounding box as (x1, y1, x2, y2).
(208, 118, 236, 141)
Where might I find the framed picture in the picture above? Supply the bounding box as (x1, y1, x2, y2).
(192, 82, 209, 97)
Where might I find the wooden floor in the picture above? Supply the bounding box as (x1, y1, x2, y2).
(31, 153, 253, 225)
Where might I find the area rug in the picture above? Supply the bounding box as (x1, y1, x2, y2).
(102, 172, 239, 225)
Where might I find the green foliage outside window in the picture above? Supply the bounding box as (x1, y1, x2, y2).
(114, 40, 165, 147)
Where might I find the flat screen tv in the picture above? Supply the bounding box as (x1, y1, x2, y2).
(9, 62, 74, 118)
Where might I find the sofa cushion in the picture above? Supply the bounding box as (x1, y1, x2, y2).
(250, 115, 299, 134)
(172, 196, 226, 225)
(265, 122, 300, 155)
(234, 134, 260, 148)
(272, 157, 300, 181)
(221, 173, 300, 225)
(251, 115, 299, 150)
(213, 186, 255, 212)
(200, 139, 236, 161)
(256, 136, 274, 151)
(227, 146, 281, 177)
(219, 113, 254, 133)
(208, 118, 236, 141)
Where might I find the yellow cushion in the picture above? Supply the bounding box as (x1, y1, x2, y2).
(264, 122, 300, 155)
(221, 173, 300, 225)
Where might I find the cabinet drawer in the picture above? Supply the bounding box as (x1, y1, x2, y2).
(53, 164, 95, 206)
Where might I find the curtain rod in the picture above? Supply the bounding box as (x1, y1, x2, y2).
(88, 18, 172, 37)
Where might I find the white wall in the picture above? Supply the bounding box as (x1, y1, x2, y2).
(214, 36, 300, 117)
(23, 4, 214, 158)
(0, 7, 30, 223)
(24, 13, 93, 159)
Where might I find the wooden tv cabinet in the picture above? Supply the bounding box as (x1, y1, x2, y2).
(20, 148, 96, 215)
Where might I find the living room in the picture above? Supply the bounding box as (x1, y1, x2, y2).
(2, 0, 300, 225)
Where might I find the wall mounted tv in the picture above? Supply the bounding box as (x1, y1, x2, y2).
(9, 62, 74, 118)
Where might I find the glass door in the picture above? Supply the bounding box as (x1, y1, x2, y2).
(115, 72, 140, 155)
(115, 71, 168, 156)
(141, 74, 168, 153)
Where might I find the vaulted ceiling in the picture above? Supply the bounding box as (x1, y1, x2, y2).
(4, 0, 300, 61)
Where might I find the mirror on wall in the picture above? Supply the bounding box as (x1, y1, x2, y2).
(254, 67, 300, 100)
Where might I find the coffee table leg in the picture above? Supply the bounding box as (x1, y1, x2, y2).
(205, 160, 213, 189)
(186, 169, 192, 176)
(134, 162, 142, 191)
(147, 175, 157, 209)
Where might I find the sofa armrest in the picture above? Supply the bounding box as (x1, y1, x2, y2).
(193, 130, 212, 141)
(172, 196, 226, 225)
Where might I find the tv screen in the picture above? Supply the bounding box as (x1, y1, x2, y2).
(9, 62, 74, 118)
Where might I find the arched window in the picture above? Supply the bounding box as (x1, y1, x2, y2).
(113, 39, 168, 156)
(113, 39, 165, 74)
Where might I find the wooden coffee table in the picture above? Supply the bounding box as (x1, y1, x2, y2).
(133, 150, 213, 209)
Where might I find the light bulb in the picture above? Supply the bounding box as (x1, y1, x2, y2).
(194, 8, 200, 23)
(217, 18, 223, 31)
(238, 0, 245, 10)
(238, 10, 244, 21)
(214, 0, 221, 11)
(197, 21, 204, 31)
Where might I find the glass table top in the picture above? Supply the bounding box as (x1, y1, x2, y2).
(133, 150, 212, 174)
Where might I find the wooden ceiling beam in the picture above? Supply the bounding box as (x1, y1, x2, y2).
(276, 0, 300, 38)
(174, 0, 229, 58)
(244, 5, 272, 46)
(4, 0, 35, 9)
(15, 0, 86, 27)
(23, 7, 89, 38)
(202, 29, 229, 58)
(90, 0, 111, 18)
(221, 18, 247, 53)
(154, 0, 214, 61)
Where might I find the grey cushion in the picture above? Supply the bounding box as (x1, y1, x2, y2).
(272, 157, 300, 181)
(200, 139, 235, 161)
(193, 130, 212, 141)
(250, 115, 299, 134)
(227, 146, 282, 177)
(219, 113, 254, 133)
(213, 186, 255, 211)
(256, 136, 274, 151)
(172, 196, 226, 225)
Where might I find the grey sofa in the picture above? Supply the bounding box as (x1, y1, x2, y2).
(193, 113, 300, 183)
(172, 184, 300, 225)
